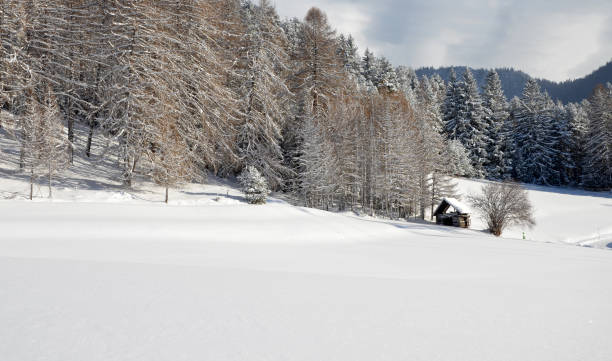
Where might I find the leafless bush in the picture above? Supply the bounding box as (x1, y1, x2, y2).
(468, 182, 535, 236)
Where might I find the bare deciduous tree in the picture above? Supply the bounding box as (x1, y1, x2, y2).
(468, 182, 535, 236)
(21, 86, 70, 199)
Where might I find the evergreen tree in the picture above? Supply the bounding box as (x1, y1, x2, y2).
(513, 79, 558, 184)
(461, 69, 488, 177)
(566, 101, 588, 185)
(551, 100, 573, 185)
(417, 76, 443, 132)
(361, 49, 380, 90)
(500, 97, 520, 179)
(444, 69, 488, 177)
(239, 165, 271, 204)
(378, 57, 398, 92)
(396, 66, 419, 90)
(443, 139, 474, 177)
(337, 34, 363, 83)
(582, 85, 612, 189)
(442, 68, 460, 138)
(482, 70, 509, 179)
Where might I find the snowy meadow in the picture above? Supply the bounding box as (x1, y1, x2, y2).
(2, 1, 612, 360)
(2, 125, 612, 361)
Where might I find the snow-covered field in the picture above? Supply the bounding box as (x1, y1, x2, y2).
(457, 178, 612, 249)
(1, 127, 612, 361)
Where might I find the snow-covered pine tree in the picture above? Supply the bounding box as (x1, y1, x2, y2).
(500, 97, 520, 179)
(429, 73, 446, 104)
(239, 165, 271, 204)
(551, 100, 573, 185)
(337, 34, 365, 87)
(443, 139, 474, 177)
(442, 68, 461, 139)
(513, 79, 558, 185)
(582, 84, 612, 189)
(460, 69, 488, 177)
(396, 66, 420, 92)
(482, 70, 509, 179)
(21, 86, 70, 199)
(234, 0, 291, 190)
(416, 75, 444, 132)
(444, 69, 487, 177)
(565, 101, 588, 185)
(361, 49, 380, 91)
(378, 57, 398, 92)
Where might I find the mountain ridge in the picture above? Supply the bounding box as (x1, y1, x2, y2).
(415, 60, 612, 103)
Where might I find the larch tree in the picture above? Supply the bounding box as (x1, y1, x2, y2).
(21, 86, 70, 199)
(234, 0, 291, 190)
(295, 7, 341, 122)
(286, 7, 342, 195)
(149, 112, 198, 204)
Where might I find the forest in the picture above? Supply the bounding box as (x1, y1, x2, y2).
(1, 0, 611, 219)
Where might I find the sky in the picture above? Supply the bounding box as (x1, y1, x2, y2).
(273, 0, 612, 82)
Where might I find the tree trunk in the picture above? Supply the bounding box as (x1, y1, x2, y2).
(30, 167, 34, 200)
(48, 162, 52, 198)
(20, 145, 25, 169)
(86, 120, 94, 157)
(165, 186, 169, 204)
(431, 179, 435, 220)
(68, 101, 74, 164)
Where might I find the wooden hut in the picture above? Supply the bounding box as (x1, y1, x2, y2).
(433, 198, 471, 228)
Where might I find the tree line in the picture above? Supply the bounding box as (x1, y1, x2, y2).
(1, 0, 610, 214)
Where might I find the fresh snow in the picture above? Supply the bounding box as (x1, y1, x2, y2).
(1, 127, 612, 361)
(441, 197, 471, 214)
(456, 178, 612, 248)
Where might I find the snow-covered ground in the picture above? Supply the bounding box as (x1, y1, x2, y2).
(457, 178, 612, 249)
(1, 127, 612, 361)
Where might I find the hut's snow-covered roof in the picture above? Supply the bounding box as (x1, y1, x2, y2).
(443, 197, 470, 214)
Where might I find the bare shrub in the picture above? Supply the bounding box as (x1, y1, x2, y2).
(468, 182, 535, 236)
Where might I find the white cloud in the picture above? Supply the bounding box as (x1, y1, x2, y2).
(274, 0, 612, 81)
(274, 1, 373, 51)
